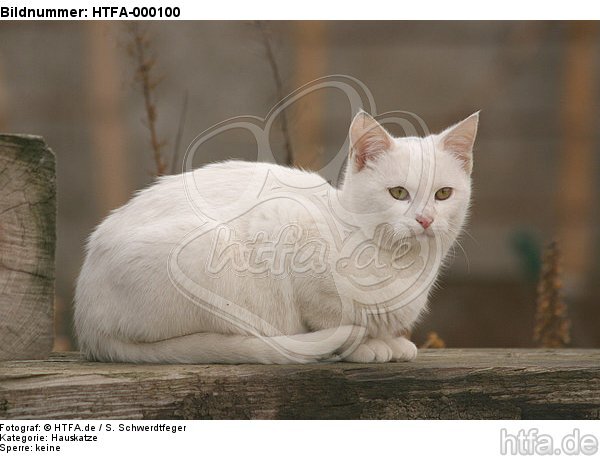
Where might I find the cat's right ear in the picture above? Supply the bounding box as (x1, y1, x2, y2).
(349, 111, 393, 172)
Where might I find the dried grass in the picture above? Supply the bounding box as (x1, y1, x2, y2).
(421, 332, 446, 349)
(533, 240, 571, 348)
(125, 23, 168, 176)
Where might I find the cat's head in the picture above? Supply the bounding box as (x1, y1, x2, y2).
(340, 111, 478, 247)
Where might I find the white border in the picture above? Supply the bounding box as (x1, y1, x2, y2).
(1, 0, 599, 20)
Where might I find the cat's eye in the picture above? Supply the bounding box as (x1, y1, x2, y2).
(435, 187, 453, 201)
(389, 186, 410, 201)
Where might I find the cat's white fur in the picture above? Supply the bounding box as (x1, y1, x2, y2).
(75, 111, 478, 364)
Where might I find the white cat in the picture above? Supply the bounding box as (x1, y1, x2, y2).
(74, 111, 478, 364)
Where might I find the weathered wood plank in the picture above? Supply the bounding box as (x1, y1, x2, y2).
(0, 349, 598, 419)
(0, 134, 56, 361)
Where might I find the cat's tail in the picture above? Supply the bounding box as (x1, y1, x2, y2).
(82, 326, 362, 364)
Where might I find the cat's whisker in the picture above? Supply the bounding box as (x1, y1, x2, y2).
(454, 238, 471, 273)
(459, 227, 479, 245)
(442, 227, 471, 272)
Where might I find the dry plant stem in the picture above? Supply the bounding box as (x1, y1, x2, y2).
(533, 240, 571, 348)
(127, 23, 168, 176)
(256, 21, 294, 165)
(170, 91, 188, 174)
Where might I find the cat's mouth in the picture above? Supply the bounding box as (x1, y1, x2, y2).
(423, 228, 436, 238)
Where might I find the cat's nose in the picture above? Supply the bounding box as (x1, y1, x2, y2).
(416, 214, 433, 229)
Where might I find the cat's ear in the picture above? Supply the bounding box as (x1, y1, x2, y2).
(439, 112, 479, 174)
(349, 110, 393, 172)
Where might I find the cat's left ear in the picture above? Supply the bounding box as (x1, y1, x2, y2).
(438, 112, 479, 174)
(349, 110, 393, 172)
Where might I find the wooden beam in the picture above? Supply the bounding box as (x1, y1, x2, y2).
(86, 22, 131, 215)
(0, 135, 55, 361)
(291, 21, 327, 170)
(558, 22, 598, 293)
(1, 349, 598, 419)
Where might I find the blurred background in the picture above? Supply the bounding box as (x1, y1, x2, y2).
(0, 21, 597, 350)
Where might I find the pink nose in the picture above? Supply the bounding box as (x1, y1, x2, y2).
(416, 215, 433, 229)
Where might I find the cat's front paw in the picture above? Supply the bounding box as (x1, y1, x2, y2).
(386, 337, 418, 362)
(343, 339, 393, 363)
